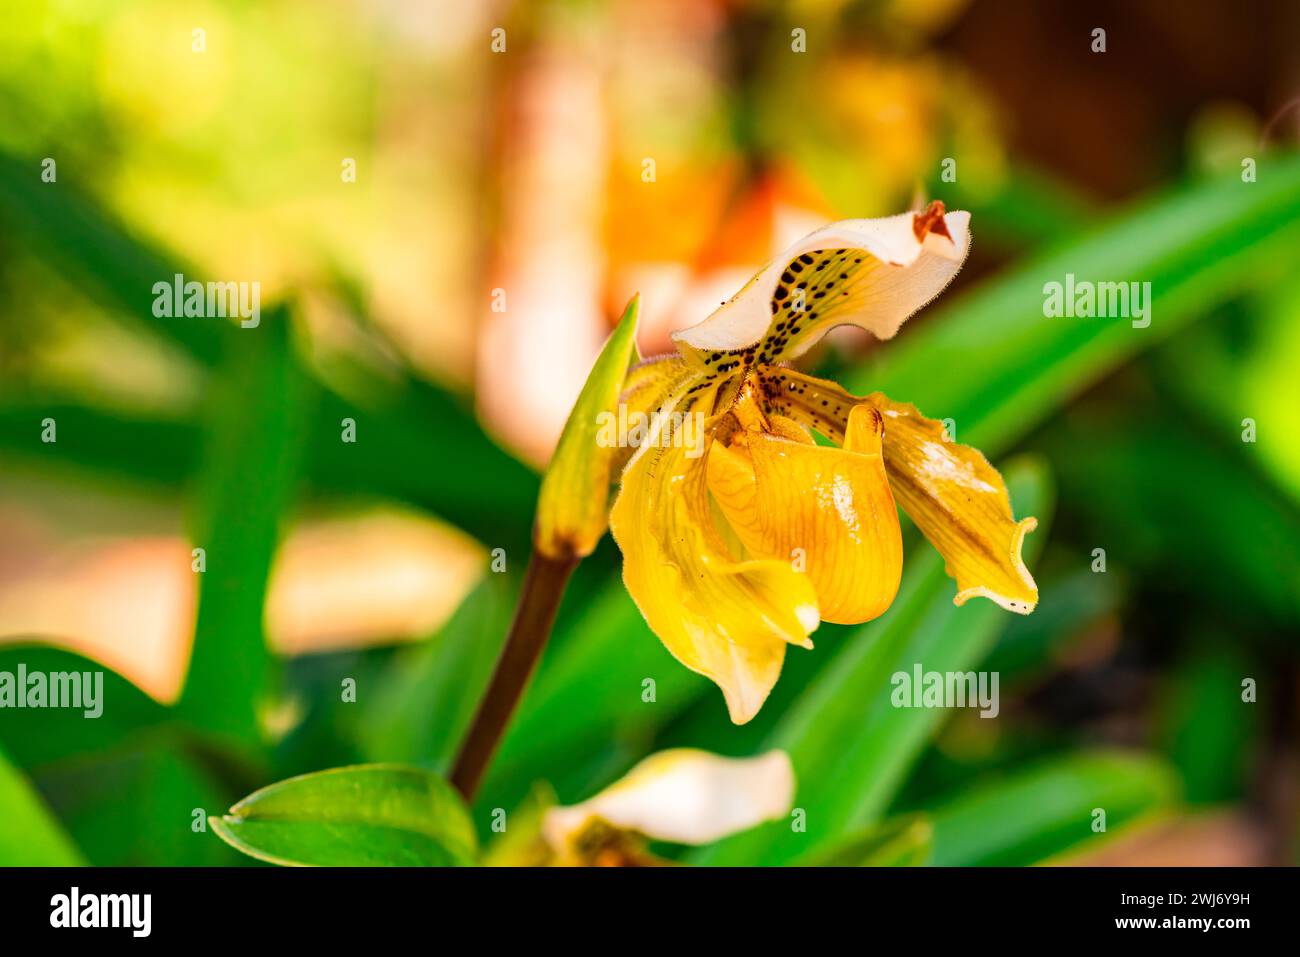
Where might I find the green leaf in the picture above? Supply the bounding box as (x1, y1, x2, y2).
(34, 735, 242, 866)
(0, 743, 85, 865)
(359, 575, 517, 770)
(927, 750, 1178, 866)
(211, 764, 478, 867)
(0, 644, 168, 769)
(305, 381, 537, 550)
(0, 386, 537, 551)
(1158, 642, 1258, 805)
(178, 309, 313, 746)
(0, 148, 537, 548)
(478, 583, 710, 809)
(854, 154, 1300, 456)
(804, 815, 933, 867)
(693, 458, 1053, 865)
(0, 399, 196, 491)
(983, 566, 1121, 685)
(0, 151, 221, 364)
(1046, 411, 1300, 625)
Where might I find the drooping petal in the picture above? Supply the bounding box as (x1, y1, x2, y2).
(611, 410, 820, 724)
(707, 403, 903, 624)
(671, 202, 970, 368)
(869, 392, 1039, 614)
(542, 749, 795, 852)
(751, 367, 1038, 614)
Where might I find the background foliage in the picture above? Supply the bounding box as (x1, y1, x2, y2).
(1, 0, 1297, 866)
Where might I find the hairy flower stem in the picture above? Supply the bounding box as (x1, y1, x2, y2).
(451, 550, 579, 799)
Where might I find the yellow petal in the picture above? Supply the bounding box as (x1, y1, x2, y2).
(609, 353, 692, 475)
(535, 294, 646, 560)
(750, 368, 1038, 614)
(708, 404, 903, 625)
(672, 203, 970, 367)
(869, 392, 1039, 613)
(611, 415, 820, 724)
(542, 749, 794, 851)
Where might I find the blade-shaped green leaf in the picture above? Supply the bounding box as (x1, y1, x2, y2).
(694, 459, 1053, 865)
(0, 151, 222, 364)
(0, 644, 167, 769)
(853, 153, 1300, 456)
(0, 743, 85, 866)
(1045, 412, 1300, 625)
(926, 750, 1178, 866)
(478, 582, 710, 810)
(0, 400, 196, 490)
(211, 764, 478, 866)
(0, 149, 537, 548)
(34, 735, 243, 866)
(0, 388, 537, 550)
(359, 574, 517, 771)
(178, 309, 313, 746)
(804, 814, 933, 867)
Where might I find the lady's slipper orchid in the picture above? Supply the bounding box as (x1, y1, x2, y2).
(610, 203, 1039, 724)
(541, 749, 794, 866)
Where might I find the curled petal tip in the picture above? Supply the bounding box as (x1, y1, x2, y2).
(952, 516, 1039, 614)
(912, 200, 953, 242)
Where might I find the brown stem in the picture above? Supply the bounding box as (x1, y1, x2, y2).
(450, 549, 578, 799)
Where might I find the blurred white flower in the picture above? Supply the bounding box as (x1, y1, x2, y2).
(542, 748, 794, 864)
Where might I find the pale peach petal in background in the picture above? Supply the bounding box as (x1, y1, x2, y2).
(266, 509, 483, 656)
(0, 505, 483, 703)
(477, 25, 608, 466)
(0, 535, 194, 704)
(543, 749, 795, 851)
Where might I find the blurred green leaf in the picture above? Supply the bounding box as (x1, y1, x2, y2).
(855, 154, 1300, 456)
(927, 750, 1178, 866)
(0, 400, 196, 491)
(0, 151, 221, 363)
(694, 459, 1053, 865)
(0, 644, 167, 769)
(983, 564, 1121, 685)
(478, 584, 711, 810)
(34, 735, 241, 866)
(1046, 412, 1300, 624)
(178, 309, 313, 746)
(211, 764, 478, 866)
(0, 149, 537, 547)
(804, 815, 933, 867)
(1150, 275, 1300, 508)
(0, 743, 84, 865)
(0, 388, 537, 549)
(306, 382, 537, 549)
(1158, 642, 1257, 805)
(359, 574, 516, 771)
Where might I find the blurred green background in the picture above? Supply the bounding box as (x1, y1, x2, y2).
(1, 0, 1298, 866)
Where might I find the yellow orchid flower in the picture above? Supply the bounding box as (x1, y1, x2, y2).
(610, 202, 1039, 724)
